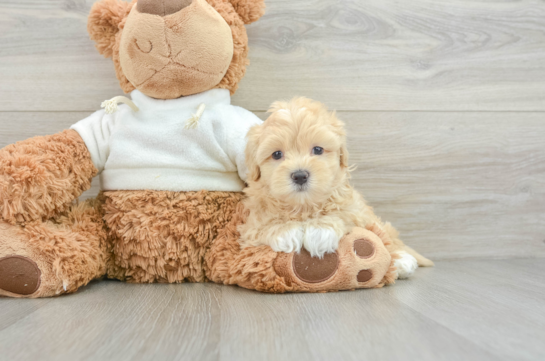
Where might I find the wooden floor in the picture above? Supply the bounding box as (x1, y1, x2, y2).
(0, 259, 543, 361)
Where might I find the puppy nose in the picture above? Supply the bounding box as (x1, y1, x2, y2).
(291, 170, 310, 185)
(137, 0, 193, 16)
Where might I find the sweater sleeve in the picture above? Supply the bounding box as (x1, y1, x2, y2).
(226, 106, 263, 182)
(70, 109, 116, 173)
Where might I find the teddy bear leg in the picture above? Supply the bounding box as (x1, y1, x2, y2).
(207, 210, 399, 293)
(0, 199, 108, 298)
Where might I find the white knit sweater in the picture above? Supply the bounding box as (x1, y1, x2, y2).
(71, 89, 262, 192)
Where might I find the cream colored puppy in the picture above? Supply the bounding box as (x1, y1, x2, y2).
(239, 98, 433, 279)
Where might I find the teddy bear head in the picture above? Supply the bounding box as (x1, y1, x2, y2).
(88, 0, 264, 99)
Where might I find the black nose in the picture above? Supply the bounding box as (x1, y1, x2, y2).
(291, 170, 309, 185)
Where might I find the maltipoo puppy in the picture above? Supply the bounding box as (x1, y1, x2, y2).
(239, 97, 433, 278)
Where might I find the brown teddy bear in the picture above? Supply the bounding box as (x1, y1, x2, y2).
(0, 0, 397, 298)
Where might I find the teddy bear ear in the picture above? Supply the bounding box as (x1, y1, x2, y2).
(227, 0, 265, 24)
(87, 0, 135, 58)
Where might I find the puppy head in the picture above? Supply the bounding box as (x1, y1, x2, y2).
(246, 97, 349, 206)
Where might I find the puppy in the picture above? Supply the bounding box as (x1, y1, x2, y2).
(238, 98, 433, 278)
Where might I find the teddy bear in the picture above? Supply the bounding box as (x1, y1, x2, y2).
(0, 0, 397, 298)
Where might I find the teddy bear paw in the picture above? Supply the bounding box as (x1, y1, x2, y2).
(0, 255, 41, 296)
(273, 227, 393, 292)
(0, 222, 42, 297)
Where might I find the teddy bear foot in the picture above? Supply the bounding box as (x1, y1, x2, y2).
(273, 227, 396, 292)
(0, 255, 41, 296)
(0, 222, 50, 298)
(0, 213, 108, 298)
(0, 222, 42, 297)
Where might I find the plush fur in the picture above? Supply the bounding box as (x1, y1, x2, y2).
(0, 130, 97, 224)
(103, 190, 243, 283)
(206, 203, 287, 292)
(228, 0, 265, 24)
(0, 199, 107, 298)
(239, 98, 433, 271)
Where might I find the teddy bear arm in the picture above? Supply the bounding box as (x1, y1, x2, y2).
(0, 129, 97, 224)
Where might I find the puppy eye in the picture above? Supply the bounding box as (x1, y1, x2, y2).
(312, 146, 324, 155)
(272, 151, 283, 160)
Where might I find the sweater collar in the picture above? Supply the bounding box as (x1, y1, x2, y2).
(130, 88, 231, 111)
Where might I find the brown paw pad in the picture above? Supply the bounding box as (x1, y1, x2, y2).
(357, 269, 373, 283)
(353, 238, 375, 259)
(0, 256, 41, 295)
(293, 249, 339, 283)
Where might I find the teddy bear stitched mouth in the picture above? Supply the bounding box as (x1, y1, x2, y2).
(134, 60, 228, 87)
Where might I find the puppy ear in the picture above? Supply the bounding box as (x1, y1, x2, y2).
(88, 0, 134, 58)
(328, 111, 350, 168)
(340, 144, 349, 168)
(268, 100, 289, 114)
(245, 123, 263, 182)
(228, 0, 266, 25)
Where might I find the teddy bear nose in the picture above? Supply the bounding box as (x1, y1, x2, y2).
(291, 170, 310, 185)
(137, 0, 193, 16)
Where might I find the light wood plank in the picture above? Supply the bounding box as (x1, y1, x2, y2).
(1, 0, 545, 111)
(219, 283, 500, 361)
(0, 298, 53, 332)
(342, 111, 545, 260)
(2, 259, 545, 360)
(1, 111, 544, 259)
(0, 282, 222, 361)
(393, 259, 545, 361)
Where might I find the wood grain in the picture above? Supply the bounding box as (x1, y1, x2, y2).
(0, 282, 222, 361)
(2, 259, 545, 361)
(1, 111, 543, 260)
(393, 259, 545, 361)
(1, 0, 544, 111)
(341, 111, 545, 260)
(0, 298, 53, 332)
(219, 285, 499, 361)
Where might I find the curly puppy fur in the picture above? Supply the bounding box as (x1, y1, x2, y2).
(0, 130, 97, 225)
(239, 98, 433, 267)
(88, 0, 264, 95)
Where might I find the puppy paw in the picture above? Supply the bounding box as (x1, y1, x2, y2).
(303, 227, 341, 258)
(393, 251, 418, 279)
(272, 227, 304, 253)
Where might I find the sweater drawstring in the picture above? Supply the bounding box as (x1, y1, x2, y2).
(184, 103, 206, 129)
(101, 96, 139, 114)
